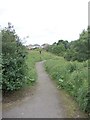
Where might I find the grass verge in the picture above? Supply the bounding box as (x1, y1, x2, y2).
(44, 56, 89, 114)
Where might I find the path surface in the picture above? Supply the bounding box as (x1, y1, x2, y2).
(3, 61, 87, 118)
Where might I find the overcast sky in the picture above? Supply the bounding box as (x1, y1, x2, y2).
(0, 0, 89, 45)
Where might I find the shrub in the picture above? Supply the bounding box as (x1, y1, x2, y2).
(2, 24, 28, 91)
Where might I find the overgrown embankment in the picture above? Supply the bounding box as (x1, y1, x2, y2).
(44, 57, 89, 114)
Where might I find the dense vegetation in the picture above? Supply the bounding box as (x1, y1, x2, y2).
(2, 23, 28, 91)
(45, 57, 89, 113)
(47, 28, 89, 62)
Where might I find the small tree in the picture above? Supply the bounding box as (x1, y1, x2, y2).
(2, 23, 28, 91)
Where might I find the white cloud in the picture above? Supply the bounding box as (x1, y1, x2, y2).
(0, 0, 88, 45)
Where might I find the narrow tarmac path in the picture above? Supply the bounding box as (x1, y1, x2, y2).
(3, 61, 87, 118)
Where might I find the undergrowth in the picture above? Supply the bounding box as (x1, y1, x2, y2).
(45, 57, 89, 113)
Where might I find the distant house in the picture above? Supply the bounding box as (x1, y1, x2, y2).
(41, 43, 49, 50)
(27, 44, 40, 50)
(26, 44, 33, 49)
(33, 44, 40, 49)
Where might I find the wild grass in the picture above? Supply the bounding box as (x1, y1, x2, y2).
(25, 50, 56, 85)
(44, 57, 89, 113)
(25, 50, 41, 85)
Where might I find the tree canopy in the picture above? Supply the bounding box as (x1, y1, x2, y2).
(47, 28, 89, 62)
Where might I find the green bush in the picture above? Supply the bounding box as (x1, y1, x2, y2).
(2, 25, 28, 91)
(47, 28, 89, 62)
